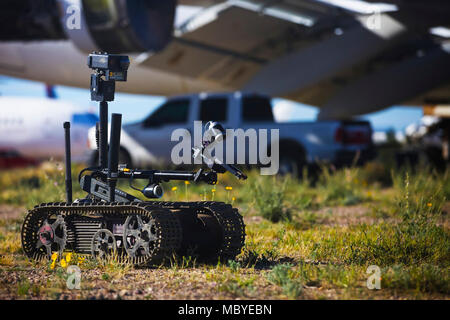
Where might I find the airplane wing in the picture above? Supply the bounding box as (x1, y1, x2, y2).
(1, 0, 450, 119)
(139, 0, 450, 119)
(139, 0, 344, 92)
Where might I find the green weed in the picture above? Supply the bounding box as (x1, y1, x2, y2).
(251, 176, 291, 222)
(318, 166, 366, 206)
(382, 264, 449, 294)
(266, 263, 303, 299)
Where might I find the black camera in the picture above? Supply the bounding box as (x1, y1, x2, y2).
(87, 52, 130, 101)
(87, 53, 130, 81)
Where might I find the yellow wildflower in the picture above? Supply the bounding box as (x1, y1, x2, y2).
(60, 259, 67, 268)
(225, 186, 232, 190)
(51, 252, 58, 261)
(427, 203, 432, 207)
(172, 186, 178, 191)
(185, 181, 190, 185)
(211, 189, 216, 193)
(65, 252, 72, 263)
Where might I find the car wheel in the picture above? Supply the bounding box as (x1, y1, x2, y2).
(278, 149, 305, 178)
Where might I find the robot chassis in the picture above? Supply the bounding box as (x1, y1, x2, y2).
(21, 53, 247, 266)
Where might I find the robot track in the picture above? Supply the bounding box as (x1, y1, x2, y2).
(21, 201, 245, 267)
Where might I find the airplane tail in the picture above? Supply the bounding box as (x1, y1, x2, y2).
(45, 84, 57, 99)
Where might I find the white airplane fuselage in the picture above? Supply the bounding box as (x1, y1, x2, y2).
(0, 96, 97, 161)
(0, 39, 223, 164)
(0, 41, 223, 97)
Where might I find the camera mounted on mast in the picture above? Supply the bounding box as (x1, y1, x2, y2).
(86, 52, 130, 201)
(87, 52, 130, 173)
(87, 52, 130, 102)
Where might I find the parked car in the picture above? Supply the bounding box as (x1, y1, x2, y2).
(0, 149, 38, 169)
(88, 92, 375, 176)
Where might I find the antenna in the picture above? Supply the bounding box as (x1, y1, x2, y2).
(63, 122, 72, 203)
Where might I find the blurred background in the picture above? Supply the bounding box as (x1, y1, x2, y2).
(0, 0, 449, 171)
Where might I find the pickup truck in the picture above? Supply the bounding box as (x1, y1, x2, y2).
(88, 92, 375, 176)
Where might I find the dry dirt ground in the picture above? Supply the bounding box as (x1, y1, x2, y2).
(0, 205, 23, 220)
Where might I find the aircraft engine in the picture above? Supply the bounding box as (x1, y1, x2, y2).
(0, 0, 177, 53)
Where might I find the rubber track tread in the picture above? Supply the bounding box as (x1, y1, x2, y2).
(21, 202, 182, 266)
(21, 201, 245, 265)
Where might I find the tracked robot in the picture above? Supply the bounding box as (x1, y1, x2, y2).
(21, 53, 247, 266)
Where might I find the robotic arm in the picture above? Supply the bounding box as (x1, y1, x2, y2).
(79, 120, 246, 202)
(192, 121, 247, 180)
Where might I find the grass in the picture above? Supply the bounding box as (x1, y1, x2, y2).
(382, 264, 449, 294)
(317, 166, 366, 206)
(251, 176, 292, 222)
(266, 263, 303, 299)
(0, 159, 448, 299)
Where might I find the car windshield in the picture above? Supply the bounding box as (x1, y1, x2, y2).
(143, 99, 190, 127)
